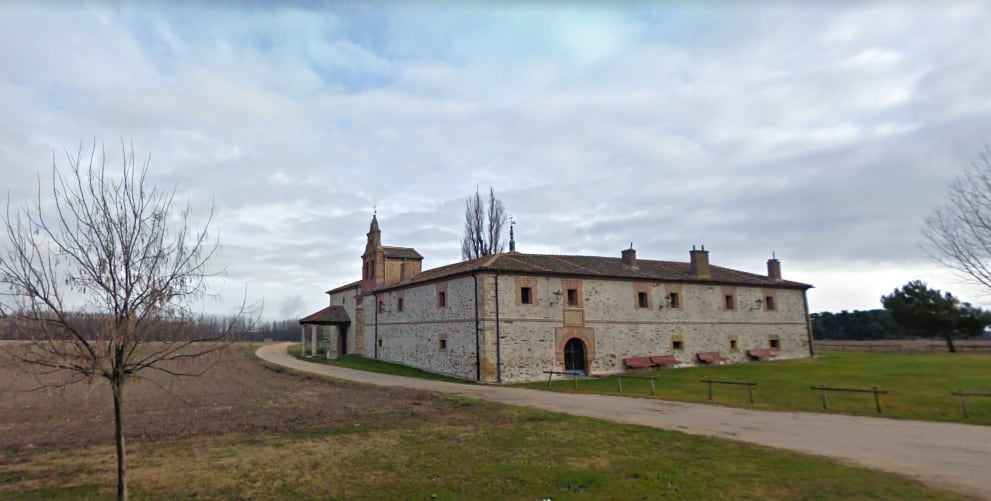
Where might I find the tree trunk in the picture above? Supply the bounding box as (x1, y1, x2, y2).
(111, 378, 128, 501)
(943, 333, 958, 353)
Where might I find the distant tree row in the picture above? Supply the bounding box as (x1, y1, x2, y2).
(812, 280, 991, 352)
(810, 309, 906, 341)
(0, 313, 303, 342)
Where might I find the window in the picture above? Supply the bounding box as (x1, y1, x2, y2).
(436, 283, 449, 308)
(567, 288, 579, 307)
(769, 336, 780, 350)
(439, 338, 447, 351)
(765, 296, 776, 311)
(729, 338, 738, 351)
(378, 301, 385, 313)
(377, 339, 383, 347)
(725, 295, 735, 310)
(672, 340, 684, 351)
(397, 297, 404, 312)
(637, 292, 649, 308)
(521, 287, 533, 304)
(668, 292, 680, 309)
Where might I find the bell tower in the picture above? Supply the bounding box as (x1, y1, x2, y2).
(361, 214, 384, 294)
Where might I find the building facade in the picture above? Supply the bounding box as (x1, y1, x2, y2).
(300, 216, 814, 384)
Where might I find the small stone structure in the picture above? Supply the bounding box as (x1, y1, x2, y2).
(301, 215, 814, 383)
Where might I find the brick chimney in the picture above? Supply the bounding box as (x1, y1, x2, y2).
(767, 255, 782, 281)
(621, 246, 637, 268)
(690, 245, 711, 279)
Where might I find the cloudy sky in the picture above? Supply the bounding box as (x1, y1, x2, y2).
(2, 1, 990, 319)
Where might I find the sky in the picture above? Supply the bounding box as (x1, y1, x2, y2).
(2, 1, 991, 319)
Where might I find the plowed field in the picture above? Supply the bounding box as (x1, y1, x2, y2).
(0, 343, 449, 450)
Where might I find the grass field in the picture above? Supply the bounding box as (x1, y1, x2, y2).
(288, 345, 474, 384)
(518, 351, 991, 424)
(1, 345, 982, 499)
(1, 399, 974, 500)
(290, 345, 991, 424)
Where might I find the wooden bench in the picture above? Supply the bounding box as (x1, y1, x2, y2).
(649, 355, 678, 367)
(696, 351, 727, 364)
(747, 348, 775, 360)
(623, 356, 654, 369)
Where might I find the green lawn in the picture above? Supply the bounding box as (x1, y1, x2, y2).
(1, 399, 975, 500)
(290, 345, 991, 424)
(518, 351, 991, 424)
(287, 345, 475, 384)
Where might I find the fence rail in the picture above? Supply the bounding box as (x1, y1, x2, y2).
(951, 391, 991, 418)
(543, 370, 580, 389)
(700, 379, 757, 404)
(617, 375, 658, 395)
(811, 385, 888, 413)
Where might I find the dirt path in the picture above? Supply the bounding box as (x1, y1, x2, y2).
(257, 343, 991, 500)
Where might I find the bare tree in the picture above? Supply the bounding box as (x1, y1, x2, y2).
(0, 142, 238, 501)
(924, 146, 991, 292)
(461, 187, 508, 260)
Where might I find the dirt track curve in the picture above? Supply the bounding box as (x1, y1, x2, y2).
(257, 343, 991, 500)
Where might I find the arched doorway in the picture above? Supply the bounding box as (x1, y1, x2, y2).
(563, 338, 587, 374)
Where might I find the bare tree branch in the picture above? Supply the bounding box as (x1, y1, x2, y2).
(0, 141, 247, 501)
(924, 146, 991, 293)
(460, 187, 508, 260)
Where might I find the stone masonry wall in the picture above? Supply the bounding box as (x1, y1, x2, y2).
(489, 274, 811, 383)
(328, 286, 360, 355)
(359, 275, 480, 380)
(341, 272, 810, 384)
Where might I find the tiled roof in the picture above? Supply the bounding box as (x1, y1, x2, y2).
(326, 279, 361, 295)
(299, 305, 351, 324)
(383, 246, 423, 260)
(371, 252, 811, 292)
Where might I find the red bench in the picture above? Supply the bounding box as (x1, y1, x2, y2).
(696, 351, 727, 364)
(747, 348, 775, 360)
(623, 357, 654, 369)
(649, 355, 678, 367)
(624, 355, 679, 370)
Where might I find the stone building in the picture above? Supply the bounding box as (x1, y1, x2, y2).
(300, 215, 814, 384)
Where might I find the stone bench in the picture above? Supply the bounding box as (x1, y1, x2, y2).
(747, 348, 775, 360)
(696, 351, 727, 364)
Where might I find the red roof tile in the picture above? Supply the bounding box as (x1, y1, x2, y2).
(299, 305, 351, 324)
(383, 246, 423, 260)
(368, 252, 811, 292)
(326, 279, 361, 295)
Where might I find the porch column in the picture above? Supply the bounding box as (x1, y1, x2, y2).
(326, 325, 340, 360)
(311, 324, 318, 356)
(325, 325, 334, 359)
(300, 324, 306, 356)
